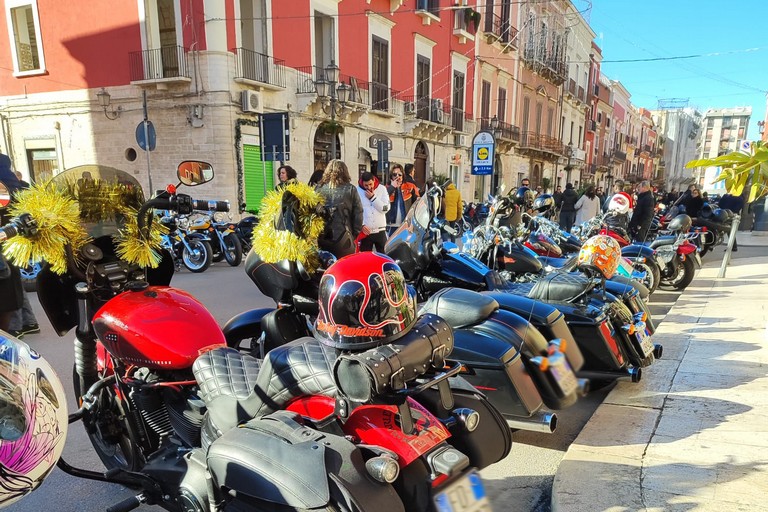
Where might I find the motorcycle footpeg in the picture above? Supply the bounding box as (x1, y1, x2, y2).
(106, 494, 146, 512)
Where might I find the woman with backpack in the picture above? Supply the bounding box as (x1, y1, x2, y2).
(316, 159, 363, 258)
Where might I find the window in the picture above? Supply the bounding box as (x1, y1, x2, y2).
(416, 0, 439, 16)
(597, 112, 602, 123)
(416, 55, 431, 120)
(497, 87, 507, 121)
(481, 80, 491, 120)
(6, 1, 45, 74)
(449, 164, 460, 187)
(371, 36, 389, 111)
(452, 71, 465, 131)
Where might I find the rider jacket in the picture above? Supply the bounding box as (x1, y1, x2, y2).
(629, 189, 656, 241)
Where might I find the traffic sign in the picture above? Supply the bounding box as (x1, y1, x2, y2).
(369, 134, 392, 150)
(135, 121, 157, 151)
(471, 130, 495, 175)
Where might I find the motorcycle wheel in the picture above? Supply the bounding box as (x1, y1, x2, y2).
(73, 367, 143, 471)
(182, 239, 212, 273)
(223, 233, 243, 266)
(661, 256, 695, 290)
(633, 260, 660, 294)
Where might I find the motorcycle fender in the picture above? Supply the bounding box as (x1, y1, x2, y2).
(221, 308, 272, 348)
(621, 245, 655, 260)
(187, 232, 211, 242)
(207, 412, 404, 512)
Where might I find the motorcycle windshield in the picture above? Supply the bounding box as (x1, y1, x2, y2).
(384, 194, 431, 280)
(50, 165, 145, 239)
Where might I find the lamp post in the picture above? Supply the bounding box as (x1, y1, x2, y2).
(565, 142, 573, 184)
(95, 88, 121, 120)
(314, 61, 350, 162)
(488, 115, 500, 193)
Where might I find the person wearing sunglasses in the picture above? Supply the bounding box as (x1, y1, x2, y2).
(386, 164, 419, 236)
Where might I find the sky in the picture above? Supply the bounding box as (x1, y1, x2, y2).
(580, 0, 767, 139)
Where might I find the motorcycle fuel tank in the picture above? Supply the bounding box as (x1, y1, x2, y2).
(93, 286, 226, 369)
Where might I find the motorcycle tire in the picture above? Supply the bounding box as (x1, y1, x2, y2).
(73, 366, 144, 472)
(223, 232, 243, 266)
(211, 244, 224, 263)
(698, 242, 711, 258)
(633, 260, 660, 294)
(182, 239, 213, 273)
(660, 256, 695, 290)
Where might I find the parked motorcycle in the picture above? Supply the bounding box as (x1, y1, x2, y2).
(158, 210, 214, 272)
(188, 209, 244, 266)
(0, 167, 507, 512)
(234, 205, 259, 253)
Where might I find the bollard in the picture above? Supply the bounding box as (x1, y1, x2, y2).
(717, 214, 741, 278)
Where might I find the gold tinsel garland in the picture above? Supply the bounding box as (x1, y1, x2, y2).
(251, 182, 325, 273)
(3, 183, 90, 274)
(113, 207, 168, 268)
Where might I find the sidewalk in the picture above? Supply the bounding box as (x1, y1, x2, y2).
(552, 246, 768, 511)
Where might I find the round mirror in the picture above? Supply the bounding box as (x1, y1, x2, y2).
(177, 161, 214, 186)
(0, 182, 10, 207)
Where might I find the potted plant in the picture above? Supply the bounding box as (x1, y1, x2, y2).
(463, 8, 481, 33)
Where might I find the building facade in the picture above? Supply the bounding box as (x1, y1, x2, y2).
(650, 107, 703, 193)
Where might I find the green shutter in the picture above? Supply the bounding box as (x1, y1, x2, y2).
(243, 144, 275, 212)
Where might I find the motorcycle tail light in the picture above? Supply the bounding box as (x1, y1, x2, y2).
(366, 456, 400, 483)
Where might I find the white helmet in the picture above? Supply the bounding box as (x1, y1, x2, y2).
(607, 193, 631, 215)
(0, 332, 67, 508)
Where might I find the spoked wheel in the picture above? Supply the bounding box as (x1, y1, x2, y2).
(660, 256, 695, 290)
(74, 368, 143, 471)
(633, 260, 660, 294)
(182, 239, 212, 273)
(223, 233, 243, 266)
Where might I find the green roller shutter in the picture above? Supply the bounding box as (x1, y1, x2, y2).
(243, 144, 275, 212)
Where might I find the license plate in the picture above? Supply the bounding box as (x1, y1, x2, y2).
(548, 354, 579, 397)
(434, 472, 492, 512)
(635, 323, 654, 357)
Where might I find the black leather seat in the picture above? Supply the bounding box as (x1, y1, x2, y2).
(193, 337, 339, 439)
(527, 272, 590, 302)
(419, 288, 498, 329)
(649, 235, 676, 249)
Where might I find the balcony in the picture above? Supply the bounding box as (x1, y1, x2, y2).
(566, 79, 576, 98)
(587, 119, 597, 132)
(129, 45, 191, 86)
(581, 164, 597, 180)
(233, 48, 286, 90)
(577, 86, 585, 103)
(643, 144, 652, 154)
(415, 0, 440, 25)
(451, 107, 473, 133)
(521, 44, 566, 86)
(518, 131, 564, 160)
(294, 66, 399, 117)
(483, 12, 518, 50)
(613, 150, 627, 162)
(370, 82, 400, 117)
(453, 8, 478, 44)
(402, 95, 453, 140)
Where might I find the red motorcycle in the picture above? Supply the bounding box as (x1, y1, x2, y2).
(1, 163, 509, 512)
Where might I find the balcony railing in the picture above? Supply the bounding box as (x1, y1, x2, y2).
(587, 119, 597, 132)
(233, 48, 286, 88)
(370, 82, 400, 115)
(577, 86, 585, 102)
(129, 45, 189, 81)
(519, 131, 564, 155)
(643, 144, 652, 153)
(484, 12, 517, 44)
(479, 118, 520, 142)
(295, 66, 399, 115)
(582, 164, 597, 178)
(295, 65, 326, 94)
(402, 95, 450, 125)
(522, 44, 566, 84)
(567, 79, 576, 97)
(613, 150, 627, 162)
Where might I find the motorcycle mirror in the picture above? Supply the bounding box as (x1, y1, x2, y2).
(177, 160, 214, 186)
(0, 182, 9, 207)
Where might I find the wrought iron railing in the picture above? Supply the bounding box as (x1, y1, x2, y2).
(129, 45, 189, 81)
(233, 48, 286, 88)
(484, 12, 517, 44)
(519, 131, 564, 154)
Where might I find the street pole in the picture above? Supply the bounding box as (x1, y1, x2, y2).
(330, 91, 337, 162)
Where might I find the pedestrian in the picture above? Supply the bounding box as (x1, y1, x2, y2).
(386, 164, 419, 236)
(356, 171, 389, 252)
(275, 165, 298, 190)
(316, 160, 363, 258)
(403, 163, 422, 197)
(680, 186, 704, 217)
(535, 186, 543, 197)
(441, 179, 463, 242)
(0, 152, 25, 332)
(718, 192, 744, 252)
(552, 185, 563, 213)
(557, 182, 578, 233)
(308, 167, 325, 187)
(629, 180, 656, 242)
(574, 186, 601, 226)
(595, 186, 606, 208)
(13, 170, 29, 188)
(521, 177, 531, 188)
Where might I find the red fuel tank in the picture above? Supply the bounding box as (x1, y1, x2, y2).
(93, 286, 226, 370)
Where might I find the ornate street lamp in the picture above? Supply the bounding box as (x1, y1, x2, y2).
(314, 61, 349, 160)
(96, 88, 121, 120)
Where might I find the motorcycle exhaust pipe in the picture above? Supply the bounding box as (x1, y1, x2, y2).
(577, 367, 643, 383)
(506, 411, 558, 433)
(653, 344, 663, 359)
(577, 378, 590, 397)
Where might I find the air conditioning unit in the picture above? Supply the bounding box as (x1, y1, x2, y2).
(430, 108, 443, 124)
(241, 90, 260, 114)
(432, 98, 444, 111)
(404, 101, 417, 115)
(454, 134, 466, 146)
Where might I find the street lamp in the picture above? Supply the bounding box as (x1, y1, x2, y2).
(96, 88, 121, 120)
(314, 61, 349, 161)
(565, 142, 574, 184)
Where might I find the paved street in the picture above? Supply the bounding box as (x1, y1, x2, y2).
(4, 243, 763, 511)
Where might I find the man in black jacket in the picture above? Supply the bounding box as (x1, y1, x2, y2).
(629, 180, 656, 241)
(557, 183, 578, 232)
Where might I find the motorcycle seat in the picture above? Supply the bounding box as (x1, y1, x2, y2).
(648, 235, 676, 249)
(527, 272, 591, 302)
(193, 338, 339, 439)
(419, 288, 499, 329)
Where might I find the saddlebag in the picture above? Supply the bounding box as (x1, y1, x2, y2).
(207, 410, 404, 512)
(416, 377, 512, 470)
(333, 314, 453, 403)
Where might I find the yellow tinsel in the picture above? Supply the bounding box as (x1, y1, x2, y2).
(251, 182, 325, 272)
(3, 183, 90, 274)
(114, 207, 168, 268)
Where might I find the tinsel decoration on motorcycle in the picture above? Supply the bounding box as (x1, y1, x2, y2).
(251, 181, 325, 273)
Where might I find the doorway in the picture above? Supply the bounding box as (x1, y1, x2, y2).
(313, 123, 341, 174)
(413, 141, 428, 189)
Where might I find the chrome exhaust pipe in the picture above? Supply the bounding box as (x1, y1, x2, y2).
(577, 378, 590, 396)
(576, 367, 643, 383)
(653, 344, 663, 359)
(505, 411, 558, 433)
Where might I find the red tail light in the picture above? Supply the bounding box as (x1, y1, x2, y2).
(599, 320, 624, 365)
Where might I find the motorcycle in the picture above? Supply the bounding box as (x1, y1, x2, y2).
(0, 166, 507, 512)
(234, 205, 259, 253)
(158, 210, 214, 272)
(187, 209, 244, 266)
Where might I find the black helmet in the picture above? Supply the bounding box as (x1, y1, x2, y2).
(532, 194, 555, 214)
(514, 186, 535, 207)
(314, 252, 417, 350)
(667, 214, 692, 233)
(713, 208, 732, 224)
